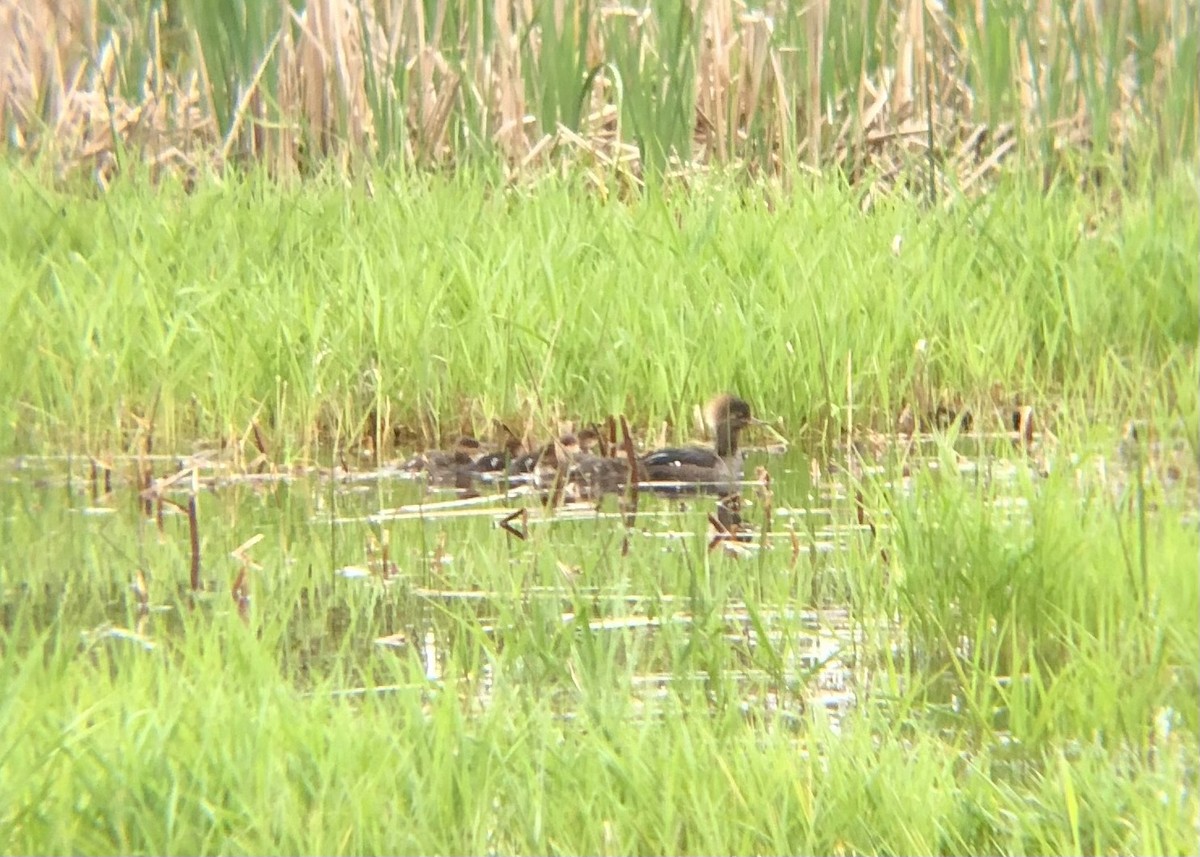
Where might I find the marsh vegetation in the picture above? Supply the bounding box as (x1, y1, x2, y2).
(1, 0, 1198, 853)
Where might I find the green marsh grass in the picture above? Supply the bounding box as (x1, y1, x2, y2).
(3, 164, 1196, 456)
(0, 429, 1196, 853)
(2, 5, 1198, 846)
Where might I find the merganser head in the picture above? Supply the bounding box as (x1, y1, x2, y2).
(706, 393, 757, 431)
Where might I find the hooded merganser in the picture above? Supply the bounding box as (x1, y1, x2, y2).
(403, 435, 481, 471)
(567, 451, 647, 499)
(508, 432, 585, 476)
(403, 436, 483, 489)
(556, 425, 640, 497)
(640, 393, 761, 493)
(470, 436, 525, 473)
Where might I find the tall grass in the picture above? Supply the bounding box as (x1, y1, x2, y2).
(884, 460, 1199, 744)
(2, 0, 1195, 182)
(2, 162, 1196, 455)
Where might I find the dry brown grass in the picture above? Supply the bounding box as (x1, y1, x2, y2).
(1, 0, 213, 184)
(1, 0, 1193, 187)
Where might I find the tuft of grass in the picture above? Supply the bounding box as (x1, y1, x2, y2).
(883, 454, 1198, 747)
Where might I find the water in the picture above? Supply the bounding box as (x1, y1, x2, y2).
(2, 427, 1194, 739)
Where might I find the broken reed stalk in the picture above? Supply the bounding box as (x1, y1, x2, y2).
(380, 528, 391, 580)
(545, 436, 569, 511)
(788, 523, 802, 570)
(251, 420, 269, 457)
(143, 484, 203, 594)
(756, 466, 773, 553)
(231, 566, 250, 622)
(186, 495, 201, 591)
(602, 416, 617, 458)
(230, 533, 263, 619)
(707, 510, 734, 553)
(855, 488, 875, 541)
(145, 468, 201, 584)
(499, 508, 528, 542)
(619, 415, 639, 529)
(715, 491, 742, 537)
(132, 568, 150, 613)
(89, 458, 112, 501)
(140, 467, 155, 516)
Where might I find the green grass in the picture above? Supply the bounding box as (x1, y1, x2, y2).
(0, 433, 1195, 853)
(2, 163, 1196, 456)
(1, 118, 1197, 855)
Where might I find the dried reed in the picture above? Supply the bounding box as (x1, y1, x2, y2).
(2, 0, 1192, 186)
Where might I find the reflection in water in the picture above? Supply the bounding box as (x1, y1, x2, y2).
(2, 424, 1195, 740)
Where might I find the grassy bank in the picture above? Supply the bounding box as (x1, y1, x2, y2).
(3, 163, 1197, 455)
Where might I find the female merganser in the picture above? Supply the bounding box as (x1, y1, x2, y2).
(640, 393, 761, 493)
